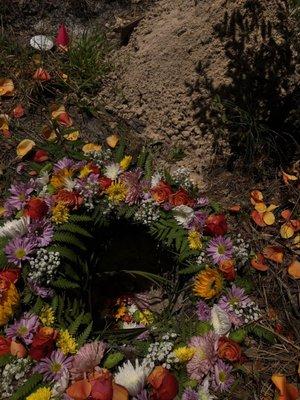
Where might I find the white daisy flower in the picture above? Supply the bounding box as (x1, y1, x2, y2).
(104, 162, 121, 180)
(211, 305, 231, 335)
(0, 217, 29, 239)
(172, 205, 194, 227)
(63, 177, 76, 191)
(114, 359, 150, 396)
(36, 171, 50, 187)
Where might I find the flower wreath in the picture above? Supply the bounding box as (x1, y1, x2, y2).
(0, 129, 262, 400)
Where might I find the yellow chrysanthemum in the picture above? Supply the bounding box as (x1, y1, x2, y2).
(139, 310, 154, 326)
(115, 305, 127, 320)
(0, 280, 19, 326)
(26, 387, 51, 400)
(193, 268, 223, 299)
(51, 202, 70, 224)
(106, 182, 127, 203)
(39, 306, 55, 326)
(173, 346, 195, 362)
(57, 329, 77, 354)
(120, 155, 132, 171)
(50, 168, 73, 189)
(79, 165, 92, 179)
(188, 230, 202, 250)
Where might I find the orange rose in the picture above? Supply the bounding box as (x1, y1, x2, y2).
(148, 366, 179, 400)
(169, 188, 194, 207)
(219, 259, 236, 281)
(218, 337, 242, 362)
(151, 182, 173, 203)
(55, 189, 83, 209)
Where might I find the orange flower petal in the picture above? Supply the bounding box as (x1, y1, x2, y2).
(106, 134, 119, 148)
(255, 202, 267, 212)
(288, 259, 300, 279)
(263, 211, 275, 225)
(280, 223, 294, 239)
(228, 204, 241, 213)
(263, 245, 284, 264)
(250, 190, 264, 205)
(82, 143, 102, 154)
(281, 209, 292, 220)
(112, 383, 129, 400)
(251, 253, 269, 271)
(33, 68, 51, 81)
(0, 78, 14, 96)
(251, 210, 266, 227)
(291, 220, 300, 232)
(16, 139, 36, 158)
(272, 374, 287, 396)
(66, 379, 92, 400)
(282, 171, 298, 185)
(11, 104, 25, 119)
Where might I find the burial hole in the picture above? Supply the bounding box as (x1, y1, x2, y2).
(85, 219, 177, 329)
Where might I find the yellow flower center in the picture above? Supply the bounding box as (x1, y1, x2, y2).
(15, 248, 26, 259)
(51, 362, 62, 373)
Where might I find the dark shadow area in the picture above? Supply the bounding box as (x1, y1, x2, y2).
(87, 219, 176, 329)
(192, 0, 299, 169)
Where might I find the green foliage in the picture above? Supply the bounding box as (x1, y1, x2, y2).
(245, 324, 276, 344)
(114, 137, 126, 162)
(178, 263, 204, 275)
(55, 296, 91, 329)
(30, 297, 44, 315)
(57, 223, 92, 238)
(195, 321, 213, 335)
(53, 232, 87, 251)
(0, 237, 9, 268)
(68, 313, 85, 335)
(0, 354, 14, 367)
(116, 204, 138, 221)
(103, 352, 124, 369)
(77, 321, 93, 347)
(52, 278, 80, 289)
(68, 214, 93, 223)
(144, 153, 154, 179)
(10, 373, 43, 400)
(229, 328, 247, 343)
(137, 147, 148, 168)
(234, 276, 254, 294)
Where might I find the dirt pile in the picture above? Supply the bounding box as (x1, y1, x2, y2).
(99, 0, 297, 175)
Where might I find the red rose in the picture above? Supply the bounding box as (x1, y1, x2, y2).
(0, 268, 20, 284)
(99, 177, 112, 191)
(205, 214, 228, 236)
(33, 150, 49, 163)
(25, 198, 48, 220)
(0, 336, 11, 356)
(219, 259, 236, 281)
(169, 188, 194, 207)
(55, 189, 83, 209)
(29, 327, 57, 361)
(88, 163, 100, 175)
(151, 182, 173, 203)
(148, 366, 179, 400)
(218, 337, 242, 362)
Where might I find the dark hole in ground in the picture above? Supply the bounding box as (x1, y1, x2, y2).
(86, 219, 176, 329)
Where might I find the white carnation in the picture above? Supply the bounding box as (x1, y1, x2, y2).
(211, 305, 231, 335)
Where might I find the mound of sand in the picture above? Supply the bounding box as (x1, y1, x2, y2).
(99, 0, 295, 176)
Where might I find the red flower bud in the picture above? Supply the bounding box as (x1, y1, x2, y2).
(25, 198, 48, 220)
(33, 149, 49, 163)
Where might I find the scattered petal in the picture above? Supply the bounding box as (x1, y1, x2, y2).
(282, 171, 298, 185)
(255, 202, 267, 213)
(16, 139, 35, 158)
(262, 211, 275, 225)
(281, 209, 292, 220)
(251, 253, 269, 271)
(0, 78, 14, 96)
(64, 131, 80, 141)
(106, 134, 120, 148)
(251, 210, 266, 227)
(228, 204, 241, 213)
(11, 104, 25, 118)
(250, 190, 263, 205)
(263, 245, 284, 264)
(82, 143, 102, 154)
(30, 35, 54, 51)
(55, 24, 69, 50)
(288, 259, 300, 279)
(280, 223, 294, 239)
(33, 68, 51, 81)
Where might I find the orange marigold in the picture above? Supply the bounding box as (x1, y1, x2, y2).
(193, 268, 223, 299)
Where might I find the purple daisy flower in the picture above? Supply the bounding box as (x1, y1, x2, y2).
(27, 218, 54, 247)
(187, 211, 207, 231)
(122, 168, 144, 205)
(53, 157, 75, 172)
(5, 180, 35, 211)
(182, 388, 198, 400)
(34, 350, 73, 382)
(196, 300, 211, 321)
(6, 313, 40, 345)
(133, 390, 149, 400)
(187, 332, 219, 382)
(207, 236, 233, 265)
(218, 285, 252, 327)
(5, 236, 37, 265)
(212, 360, 234, 392)
(75, 173, 99, 198)
(28, 279, 55, 298)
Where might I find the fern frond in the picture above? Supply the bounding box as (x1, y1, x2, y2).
(52, 278, 80, 289)
(48, 245, 78, 263)
(245, 324, 276, 344)
(0, 354, 14, 367)
(178, 264, 204, 275)
(53, 232, 87, 251)
(137, 146, 148, 168)
(145, 153, 153, 179)
(10, 373, 43, 400)
(69, 214, 93, 223)
(77, 321, 93, 347)
(57, 223, 92, 238)
(115, 136, 126, 162)
(68, 312, 84, 335)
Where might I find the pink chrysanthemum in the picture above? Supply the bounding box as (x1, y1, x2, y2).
(187, 332, 219, 382)
(70, 341, 107, 379)
(122, 168, 144, 205)
(5, 236, 37, 265)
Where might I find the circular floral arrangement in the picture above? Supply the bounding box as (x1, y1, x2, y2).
(0, 129, 261, 400)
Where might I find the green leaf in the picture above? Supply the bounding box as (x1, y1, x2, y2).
(69, 214, 93, 223)
(57, 223, 92, 238)
(0, 354, 14, 367)
(178, 264, 204, 275)
(103, 352, 124, 369)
